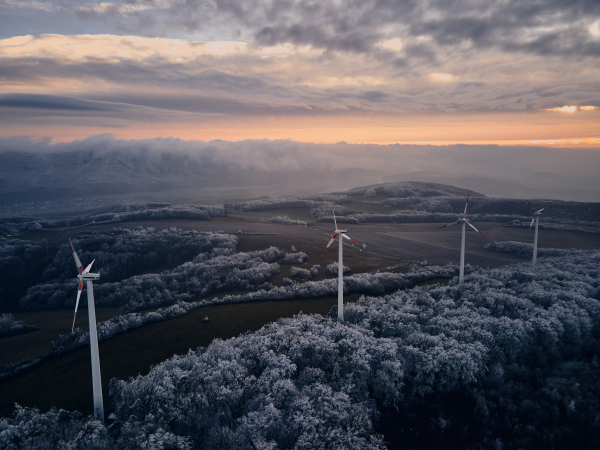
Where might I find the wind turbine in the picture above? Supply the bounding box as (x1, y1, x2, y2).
(322, 209, 357, 321)
(438, 195, 485, 285)
(527, 200, 546, 265)
(69, 238, 104, 424)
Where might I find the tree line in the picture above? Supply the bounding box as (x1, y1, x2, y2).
(0, 203, 227, 235)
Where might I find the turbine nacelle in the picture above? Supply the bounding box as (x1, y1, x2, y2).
(437, 196, 486, 239)
(527, 200, 547, 229)
(79, 273, 100, 281)
(322, 209, 357, 255)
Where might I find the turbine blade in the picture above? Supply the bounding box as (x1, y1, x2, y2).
(83, 259, 95, 274)
(72, 279, 83, 333)
(438, 220, 460, 229)
(466, 220, 486, 238)
(463, 194, 469, 216)
(322, 236, 336, 255)
(526, 199, 536, 213)
(529, 217, 535, 229)
(69, 237, 83, 275)
(341, 233, 357, 244)
(537, 207, 546, 214)
(333, 207, 338, 230)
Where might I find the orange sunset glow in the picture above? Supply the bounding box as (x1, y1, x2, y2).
(1, 17, 599, 147)
(6, 112, 600, 148)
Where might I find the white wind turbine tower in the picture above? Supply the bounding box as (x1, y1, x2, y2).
(322, 209, 357, 321)
(527, 200, 546, 265)
(438, 195, 486, 285)
(69, 238, 104, 424)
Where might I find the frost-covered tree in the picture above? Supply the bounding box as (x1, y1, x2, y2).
(0, 204, 228, 235)
(0, 314, 37, 338)
(282, 252, 309, 265)
(485, 241, 582, 259)
(326, 262, 350, 276)
(18, 231, 284, 311)
(290, 265, 320, 281)
(267, 216, 308, 226)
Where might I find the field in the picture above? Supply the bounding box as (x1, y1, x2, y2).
(0, 309, 123, 367)
(2, 205, 600, 420)
(0, 294, 364, 417)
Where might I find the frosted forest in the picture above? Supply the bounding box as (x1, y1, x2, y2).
(1, 250, 599, 449)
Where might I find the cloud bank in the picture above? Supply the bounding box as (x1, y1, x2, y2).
(0, 135, 598, 202)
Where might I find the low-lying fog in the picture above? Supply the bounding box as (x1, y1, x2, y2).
(1, 135, 599, 215)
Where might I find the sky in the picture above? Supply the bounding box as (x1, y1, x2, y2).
(0, 0, 599, 147)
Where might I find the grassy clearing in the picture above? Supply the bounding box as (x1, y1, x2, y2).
(341, 222, 600, 269)
(237, 233, 405, 285)
(228, 207, 315, 222)
(349, 194, 389, 203)
(1, 308, 123, 366)
(348, 195, 393, 214)
(0, 294, 366, 418)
